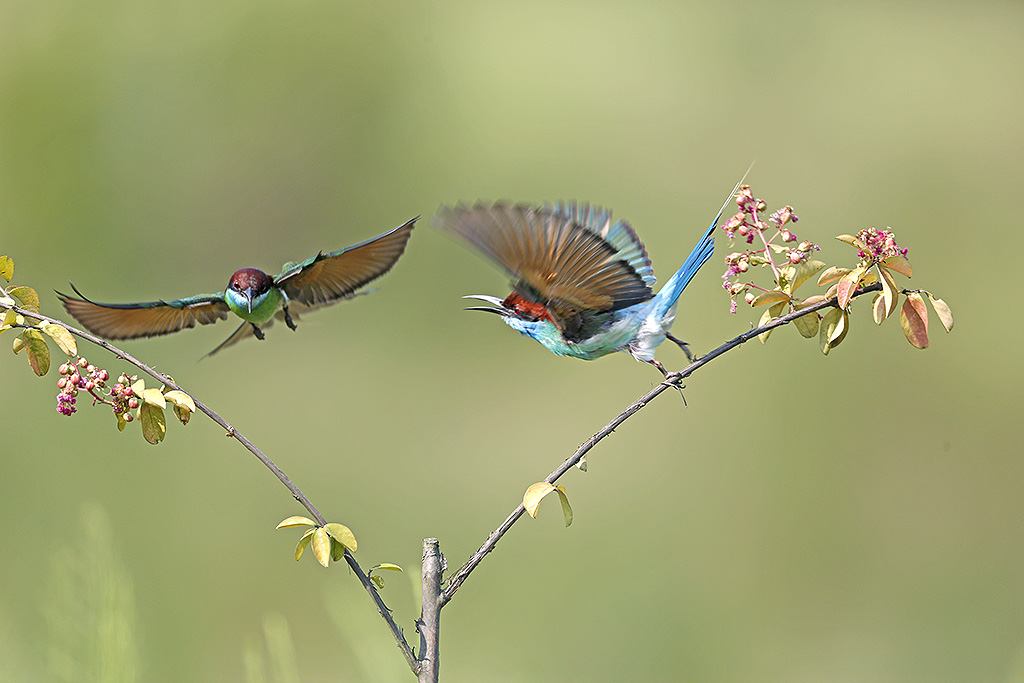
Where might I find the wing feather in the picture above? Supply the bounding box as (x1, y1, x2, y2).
(57, 284, 230, 340)
(433, 202, 654, 322)
(275, 218, 416, 308)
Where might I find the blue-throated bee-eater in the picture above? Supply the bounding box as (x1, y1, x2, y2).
(432, 186, 741, 374)
(58, 218, 416, 356)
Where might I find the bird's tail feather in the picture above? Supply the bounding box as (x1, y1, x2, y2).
(650, 165, 754, 320)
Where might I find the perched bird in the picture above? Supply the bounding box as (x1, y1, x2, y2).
(432, 187, 741, 374)
(58, 218, 416, 356)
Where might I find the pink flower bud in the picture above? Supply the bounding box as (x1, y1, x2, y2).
(744, 292, 755, 305)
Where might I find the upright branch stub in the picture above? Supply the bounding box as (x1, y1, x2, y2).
(417, 538, 444, 683)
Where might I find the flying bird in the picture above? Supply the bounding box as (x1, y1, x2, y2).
(432, 186, 741, 374)
(58, 218, 416, 357)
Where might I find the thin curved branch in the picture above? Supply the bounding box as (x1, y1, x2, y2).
(439, 283, 882, 605)
(3, 303, 420, 673)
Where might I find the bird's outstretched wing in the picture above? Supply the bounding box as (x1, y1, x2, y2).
(274, 218, 416, 309)
(57, 283, 230, 340)
(432, 202, 655, 324)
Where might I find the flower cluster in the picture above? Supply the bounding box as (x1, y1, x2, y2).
(56, 356, 137, 422)
(856, 227, 908, 263)
(720, 186, 819, 313)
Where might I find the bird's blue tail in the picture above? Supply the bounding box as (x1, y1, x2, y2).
(650, 171, 752, 321)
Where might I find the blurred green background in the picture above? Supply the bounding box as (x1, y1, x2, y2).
(2, 1, 1021, 681)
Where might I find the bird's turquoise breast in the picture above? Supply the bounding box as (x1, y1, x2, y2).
(225, 287, 283, 324)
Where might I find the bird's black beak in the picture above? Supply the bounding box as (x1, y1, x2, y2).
(462, 295, 510, 317)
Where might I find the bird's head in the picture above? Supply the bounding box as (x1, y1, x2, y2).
(227, 268, 273, 313)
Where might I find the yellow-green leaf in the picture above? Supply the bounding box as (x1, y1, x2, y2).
(790, 259, 826, 293)
(925, 293, 954, 332)
(131, 379, 146, 396)
(324, 523, 357, 552)
(164, 390, 196, 425)
(368, 563, 404, 589)
(817, 266, 850, 287)
(1, 307, 18, 333)
(877, 264, 900, 321)
(21, 329, 50, 376)
(312, 527, 331, 567)
(751, 290, 791, 307)
(116, 411, 128, 432)
(39, 322, 77, 356)
(141, 387, 166, 409)
(835, 234, 868, 251)
(576, 454, 587, 472)
(523, 482, 556, 518)
(277, 515, 317, 529)
(872, 292, 885, 325)
(138, 402, 166, 444)
(792, 303, 820, 338)
(881, 254, 913, 278)
(294, 528, 315, 560)
(8, 286, 39, 312)
(757, 301, 785, 344)
(836, 265, 866, 309)
(554, 486, 572, 527)
(0, 256, 13, 282)
(900, 293, 929, 349)
(819, 308, 843, 355)
(330, 538, 345, 562)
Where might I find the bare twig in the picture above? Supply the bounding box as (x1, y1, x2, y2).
(439, 283, 882, 605)
(3, 303, 420, 673)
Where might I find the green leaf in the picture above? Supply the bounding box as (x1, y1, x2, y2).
(39, 322, 77, 356)
(116, 411, 128, 432)
(554, 486, 572, 527)
(877, 264, 900, 322)
(8, 286, 39, 312)
(836, 265, 866, 309)
(900, 293, 929, 349)
(20, 329, 50, 376)
(881, 254, 913, 278)
(835, 234, 868, 251)
(324, 522, 357, 552)
(792, 303, 820, 338)
(0, 255, 13, 282)
(925, 292, 954, 332)
(751, 290, 791, 307)
(138, 402, 167, 444)
(330, 538, 345, 562)
(277, 516, 317, 529)
(523, 482, 556, 518)
(817, 266, 850, 287)
(371, 575, 385, 589)
(164, 390, 196, 425)
(294, 528, 315, 560)
(312, 527, 331, 567)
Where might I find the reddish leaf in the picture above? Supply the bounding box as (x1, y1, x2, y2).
(900, 293, 929, 349)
